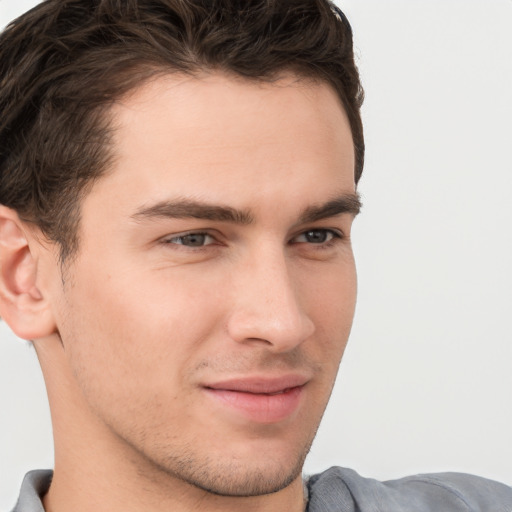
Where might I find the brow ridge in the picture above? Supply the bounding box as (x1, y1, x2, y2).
(132, 199, 253, 224)
(299, 193, 362, 223)
(131, 193, 361, 225)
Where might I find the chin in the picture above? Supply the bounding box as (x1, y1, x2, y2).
(177, 456, 306, 497)
(149, 438, 311, 498)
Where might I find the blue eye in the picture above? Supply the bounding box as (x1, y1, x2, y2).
(294, 229, 340, 244)
(167, 233, 215, 247)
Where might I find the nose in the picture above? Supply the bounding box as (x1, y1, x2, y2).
(226, 247, 315, 352)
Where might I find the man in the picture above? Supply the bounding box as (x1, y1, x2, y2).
(0, 1, 511, 511)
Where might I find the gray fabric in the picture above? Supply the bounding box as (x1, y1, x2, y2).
(11, 471, 50, 512)
(306, 467, 512, 511)
(11, 467, 512, 511)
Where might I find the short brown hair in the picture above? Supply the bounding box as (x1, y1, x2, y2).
(0, 0, 364, 260)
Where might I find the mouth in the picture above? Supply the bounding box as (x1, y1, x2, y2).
(202, 375, 309, 424)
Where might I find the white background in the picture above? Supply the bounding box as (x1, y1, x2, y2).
(1, 0, 511, 509)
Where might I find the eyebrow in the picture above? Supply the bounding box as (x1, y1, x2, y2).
(298, 193, 362, 223)
(131, 193, 362, 225)
(132, 199, 253, 224)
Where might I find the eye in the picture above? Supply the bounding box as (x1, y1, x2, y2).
(292, 229, 341, 244)
(165, 232, 215, 247)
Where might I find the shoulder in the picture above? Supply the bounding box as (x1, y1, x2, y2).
(306, 467, 512, 512)
(11, 470, 52, 512)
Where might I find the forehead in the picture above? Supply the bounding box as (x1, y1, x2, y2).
(114, 72, 350, 134)
(84, 72, 355, 222)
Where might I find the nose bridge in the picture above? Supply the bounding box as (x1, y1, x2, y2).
(227, 242, 315, 350)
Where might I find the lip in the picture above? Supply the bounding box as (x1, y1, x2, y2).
(203, 375, 309, 424)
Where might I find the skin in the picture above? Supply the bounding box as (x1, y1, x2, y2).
(0, 72, 358, 512)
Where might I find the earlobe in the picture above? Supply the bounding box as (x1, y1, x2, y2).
(0, 206, 56, 341)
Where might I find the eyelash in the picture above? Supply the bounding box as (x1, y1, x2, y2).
(292, 229, 343, 247)
(163, 232, 216, 248)
(162, 229, 343, 249)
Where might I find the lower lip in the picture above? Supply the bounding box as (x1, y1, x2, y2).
(204, 386, 304, 424)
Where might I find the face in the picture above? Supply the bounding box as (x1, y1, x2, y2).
(49, 73, 358, 496)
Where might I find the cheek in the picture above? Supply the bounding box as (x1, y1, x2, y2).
(59, 264, 223, 403)
(303, 260, 357, 361)
(304, 256, 357, 319)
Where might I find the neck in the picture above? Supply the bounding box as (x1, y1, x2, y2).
(43, 463, 307, 512)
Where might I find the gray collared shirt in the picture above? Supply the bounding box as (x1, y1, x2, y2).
(11, 467, 512, 511)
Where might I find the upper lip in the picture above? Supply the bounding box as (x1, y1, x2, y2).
(204, 375, 310, 394)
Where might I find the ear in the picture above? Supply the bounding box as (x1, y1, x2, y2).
(0, 205, 57, 340)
